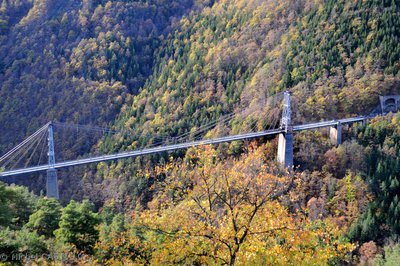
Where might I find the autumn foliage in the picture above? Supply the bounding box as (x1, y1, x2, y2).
(95, 146, 354, 265)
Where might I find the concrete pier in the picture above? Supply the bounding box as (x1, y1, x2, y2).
(277, 133, 293, 169)
(46, 169, 59, 198)
(329, 123, 342, 146)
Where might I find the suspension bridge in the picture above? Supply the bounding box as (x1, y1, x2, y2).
(0, 92, 396, 199)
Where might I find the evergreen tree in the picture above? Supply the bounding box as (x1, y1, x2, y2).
(25, 197, 62, 238)
(349, 114, 400, 242)
(0, 182, 37, 229)
(0, 181, 15, 227)
(0, 228, 47, 263)
(55, 200, 99, 254)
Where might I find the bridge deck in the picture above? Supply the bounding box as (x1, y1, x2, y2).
(0, 116, 367, 177)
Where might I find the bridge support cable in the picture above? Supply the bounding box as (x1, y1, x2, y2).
(0, 124, 49, 170)
(12, 127, 47, 170)
(48, 92, 285, 154)
(25, 128, 47, 168)
(37, 133, 47, 166)
(188, 113, 236, 141)
(266, 108, 281, 131)
(178, 93, 284, 143)
(52, 122, 135, 137)
(3, 133, 41, 170)
(161, 94, 284, 146)
(0, 123, 49, 165)
(174, 112, 236, 142)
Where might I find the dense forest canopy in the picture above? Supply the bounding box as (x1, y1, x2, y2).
(0, 0, 210, 152)
(0, 0, 399, 264)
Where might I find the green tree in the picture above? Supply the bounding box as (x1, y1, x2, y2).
(96, 213, 126, 263)
(375, 243, 400, 266)
(7, 185, 38, 228)
(0, 182, 38, 229)
(55, 200, 99, 254)
(25, 197, 62, 238)
(0, 228, 18, 258)
(349, 114, 400, 242)
(0, 181, 15, 227)
(0, 228, 47, 263)
(14, 228, 48, 257)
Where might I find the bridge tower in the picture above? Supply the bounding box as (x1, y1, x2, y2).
(46, 122, 59, 199)
(277, 91, 293, 169)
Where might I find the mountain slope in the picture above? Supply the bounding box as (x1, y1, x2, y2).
(0, 0, 207, 153)
(85, 0, 311, 208)
(86, 0, 400, 209)
(1, 0, 399, 216)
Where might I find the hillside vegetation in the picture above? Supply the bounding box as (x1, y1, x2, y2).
(85, 0, 400, 209)
(0, 0, 208, 152)
(0, 0, 399, 264)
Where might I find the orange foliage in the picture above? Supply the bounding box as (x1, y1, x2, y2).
(97, 146, 354, 265)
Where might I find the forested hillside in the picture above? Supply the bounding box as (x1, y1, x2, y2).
(82, 0, 400, 209)
(0, 0, 208, 152)
(0, 0, 400, 264)
(84, 0, 314, 209)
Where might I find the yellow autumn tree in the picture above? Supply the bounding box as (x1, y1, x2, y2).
(108, 145, 354, 265)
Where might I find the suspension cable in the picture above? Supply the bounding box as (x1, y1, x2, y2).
(8, 129, 45, 170)
(25, 128, 47, 168)
(0, 123, 49, 163)
(37, 129, 48, 166)
(53, 122, 135, 137)
(1, 127, 46, 169)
